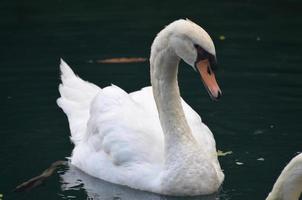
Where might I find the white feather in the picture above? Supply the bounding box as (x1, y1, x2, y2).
(57, 59, 100, 144)
(266, 153, 302, 200)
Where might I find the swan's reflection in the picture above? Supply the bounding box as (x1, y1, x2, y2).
(59, 163, 224, 200)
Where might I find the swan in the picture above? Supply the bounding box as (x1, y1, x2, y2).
(266, 153, 302, 200)
(57, 19, 224, 196)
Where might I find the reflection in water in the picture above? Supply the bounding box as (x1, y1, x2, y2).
(59, 163, 226, 200)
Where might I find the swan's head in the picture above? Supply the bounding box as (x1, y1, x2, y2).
(151, 19, 221, 100)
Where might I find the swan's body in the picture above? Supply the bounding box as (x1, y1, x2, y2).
(57, 19, 224, 196)
(266, 153, 302, 200)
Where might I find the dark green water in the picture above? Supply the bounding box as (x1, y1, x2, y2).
(1, 0, 302, 199)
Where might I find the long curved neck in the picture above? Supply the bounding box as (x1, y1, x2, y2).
(266, 155, 302, 200)
(150, 46, 196, 157)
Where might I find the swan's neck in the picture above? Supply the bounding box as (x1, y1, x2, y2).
(150, 46, 196, 157)
(266, 156, 302, 200)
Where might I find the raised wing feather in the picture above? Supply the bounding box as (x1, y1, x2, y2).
(57, 59, 100, 144)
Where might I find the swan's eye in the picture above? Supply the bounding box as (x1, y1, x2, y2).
(194, 44, 218, 71)
(194, 44, 209, 61)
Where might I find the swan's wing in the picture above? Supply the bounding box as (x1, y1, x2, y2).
(84, 85, 164, 166)
(57, 59, 101, 145)
(57, 60, 163, 166)
(57, 61, 164, 189)
(69, 85, 164, 189)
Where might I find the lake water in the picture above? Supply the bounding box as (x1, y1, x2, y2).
(1, 0, 302, 199)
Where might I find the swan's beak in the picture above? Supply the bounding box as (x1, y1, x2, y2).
(195, 59, 222, 100)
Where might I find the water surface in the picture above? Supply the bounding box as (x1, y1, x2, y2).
(1, 0, 302, 199)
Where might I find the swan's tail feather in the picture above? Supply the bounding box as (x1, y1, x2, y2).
(57, 59, 101, 145)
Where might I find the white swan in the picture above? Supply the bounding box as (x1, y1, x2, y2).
(57, 19, 224, 196)
(266, 153, 302, 200)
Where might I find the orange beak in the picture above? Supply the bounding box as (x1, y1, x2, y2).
(195, 59, 222, 100)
